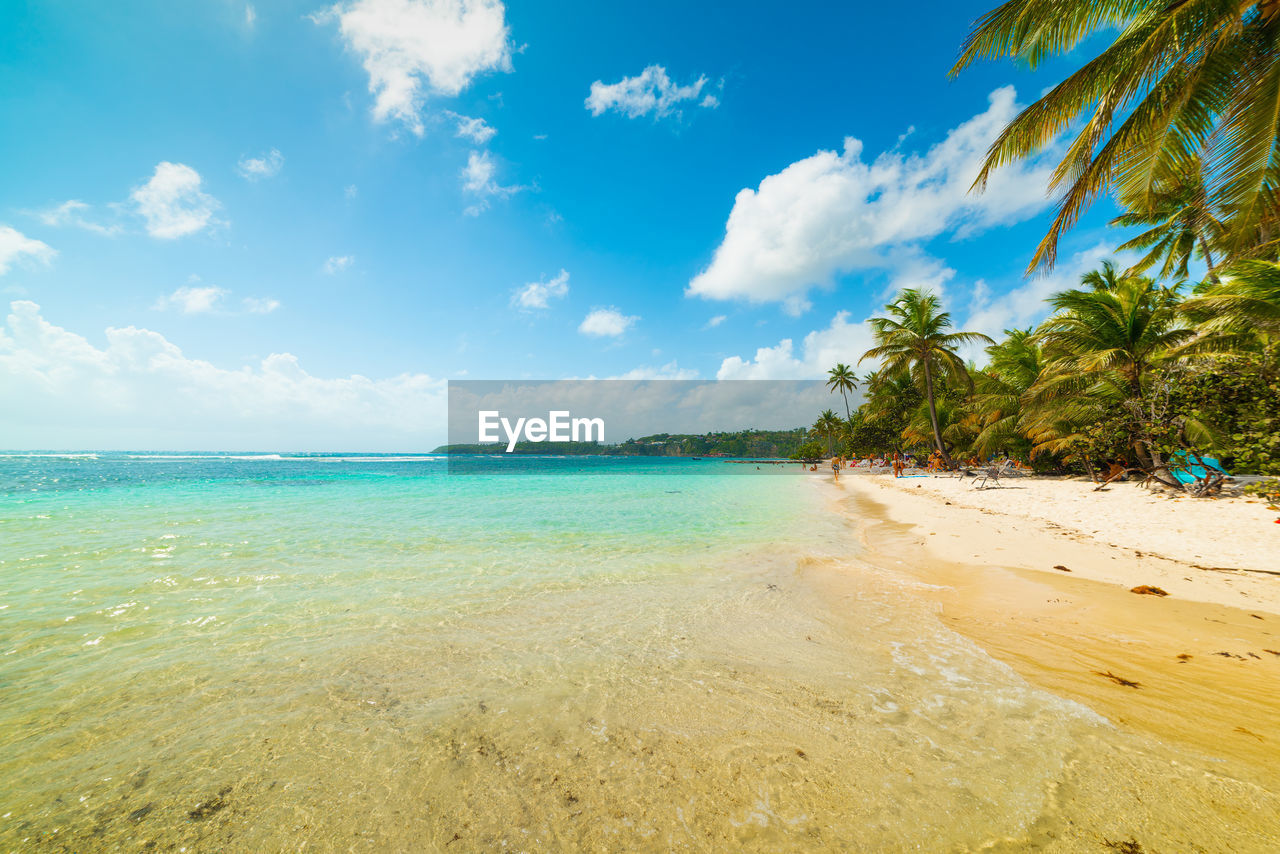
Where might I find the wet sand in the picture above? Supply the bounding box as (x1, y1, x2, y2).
(835, 475, 1280, 789)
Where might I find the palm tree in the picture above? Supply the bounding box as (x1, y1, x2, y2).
(858, 369, 921, 455)
(1111, 160, 1224, 284)
(1182, 260, 1280, 336)
(1180, 259, 1280, 366)
(826, 363, 859, 419)
(950, 0, 1280, 272)
(811, 409, 842, 456)
(964, 329, 1045, 457)
(1080, 260, 1126, 292)
(860, 289, 993, 464)
(1033, 271, 1195, 468)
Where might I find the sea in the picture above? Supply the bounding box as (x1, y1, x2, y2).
(1, 453, 1276, 851)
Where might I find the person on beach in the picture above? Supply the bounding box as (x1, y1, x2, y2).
(892, 452, 902, 478)
(832, 457, 840, 481)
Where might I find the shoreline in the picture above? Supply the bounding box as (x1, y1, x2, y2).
(828, 473, 1280, 787)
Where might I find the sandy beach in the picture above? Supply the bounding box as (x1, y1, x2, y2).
(830, 470, 1280, 786)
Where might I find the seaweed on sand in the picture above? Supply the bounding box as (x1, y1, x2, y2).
(1094, 670, 1142, 688)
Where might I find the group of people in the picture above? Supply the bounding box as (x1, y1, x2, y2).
(807, 449, 1031, 480)
(808, 453, 916, 480)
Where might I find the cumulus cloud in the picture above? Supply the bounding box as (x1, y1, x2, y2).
(704, 314, 727, 329)
(578, 307, 637, 338)
(687, 87, 1057, 313)
(460, 150, 522, 214)
(449, 112, 497, 144)
(962, 242, 1133, 342)
(510, 269, 569, 310)
(236, 148, 284, 180)
(0, 301, 447, 450)
(324, 255, 355, 274)
(716, 310, 873, 381)
(316, 0, 513, 135)
(130, 162, 221, 239)
(585, 65, 716, 119)
(36, 201, 122, 236)
(0, 226, 56, 275)
(153, 285, 228, 314)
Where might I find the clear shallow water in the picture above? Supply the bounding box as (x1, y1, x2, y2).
(1, 454, 1277, 852)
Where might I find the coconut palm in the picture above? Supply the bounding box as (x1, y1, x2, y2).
(860, 289, 994, 464)
(1080, 260, 1127, 292)
(1033, 271, 1195, 467)
(857, 369, 921, 455)
(811, 409, 843, 456)
(1180, 259, 1280, 365)
(1183, 259, 1280, 335)
(964, 329, 1045, 457)
(826, 363, 859, 419)
(1111, 159, 1225, 284)
(950, 0, 1280, 271)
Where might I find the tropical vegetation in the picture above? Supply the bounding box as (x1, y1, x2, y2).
(826, 260, 1280, 486)
(805, 0, 1280, 493)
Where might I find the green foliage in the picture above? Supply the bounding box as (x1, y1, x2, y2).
(1165, 356, 1280, 474)
(860, 289, 992, 462)
(1242, 478, 1280, 504)
(791, 439, 826, 461)
(950, 0, 1280, 272)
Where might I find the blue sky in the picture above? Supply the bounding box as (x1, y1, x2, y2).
(0, 0, 1135, 450)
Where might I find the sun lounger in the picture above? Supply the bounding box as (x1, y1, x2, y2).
(971, 459, 1021, 489)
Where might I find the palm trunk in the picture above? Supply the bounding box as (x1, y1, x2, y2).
(1198, 237, 1220, 285)
(922, 359, 950, 465)
(841, 392, 850, 420)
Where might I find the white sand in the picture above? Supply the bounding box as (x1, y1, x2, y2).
(838, 472, 1280, 614)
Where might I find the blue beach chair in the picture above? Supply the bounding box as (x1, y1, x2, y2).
(1169, 452, 1229, 495)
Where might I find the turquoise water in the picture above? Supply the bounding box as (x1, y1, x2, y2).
(2, 454, 1278, 851)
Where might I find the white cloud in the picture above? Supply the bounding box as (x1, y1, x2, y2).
(316, 0, 513, 135)
(36, 201, 122, 236)
(705, 314, 727, 329)
(345, 184, 359, 199)
(585, 65, 716, 119)
(0, 226, 56, 275)
(511, 269, 569, 310)
(578, 307, 637, 338)
(242, 296, 281, 314)
(716, 310, 873, 381)
(0, 301, 446, 450)
(236, 148, 284, 180)
(963, 242, 1132, 342)
(154, 285, 228, 314)
(324, 255, 355, 274)
(460, 150, 522, 214)
(245, 4, 257, 27)
(609, 360, 699, 380)
(130, 162, 221, 239)
(449, 111, 496, 144)
(687, 87, 1057, 312)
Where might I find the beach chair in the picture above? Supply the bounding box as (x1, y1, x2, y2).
(971, 459, 1016, 489)
(1167, 452, 1229, 497)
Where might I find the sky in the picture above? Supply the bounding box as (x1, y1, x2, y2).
(0, 0, 1140, 451)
